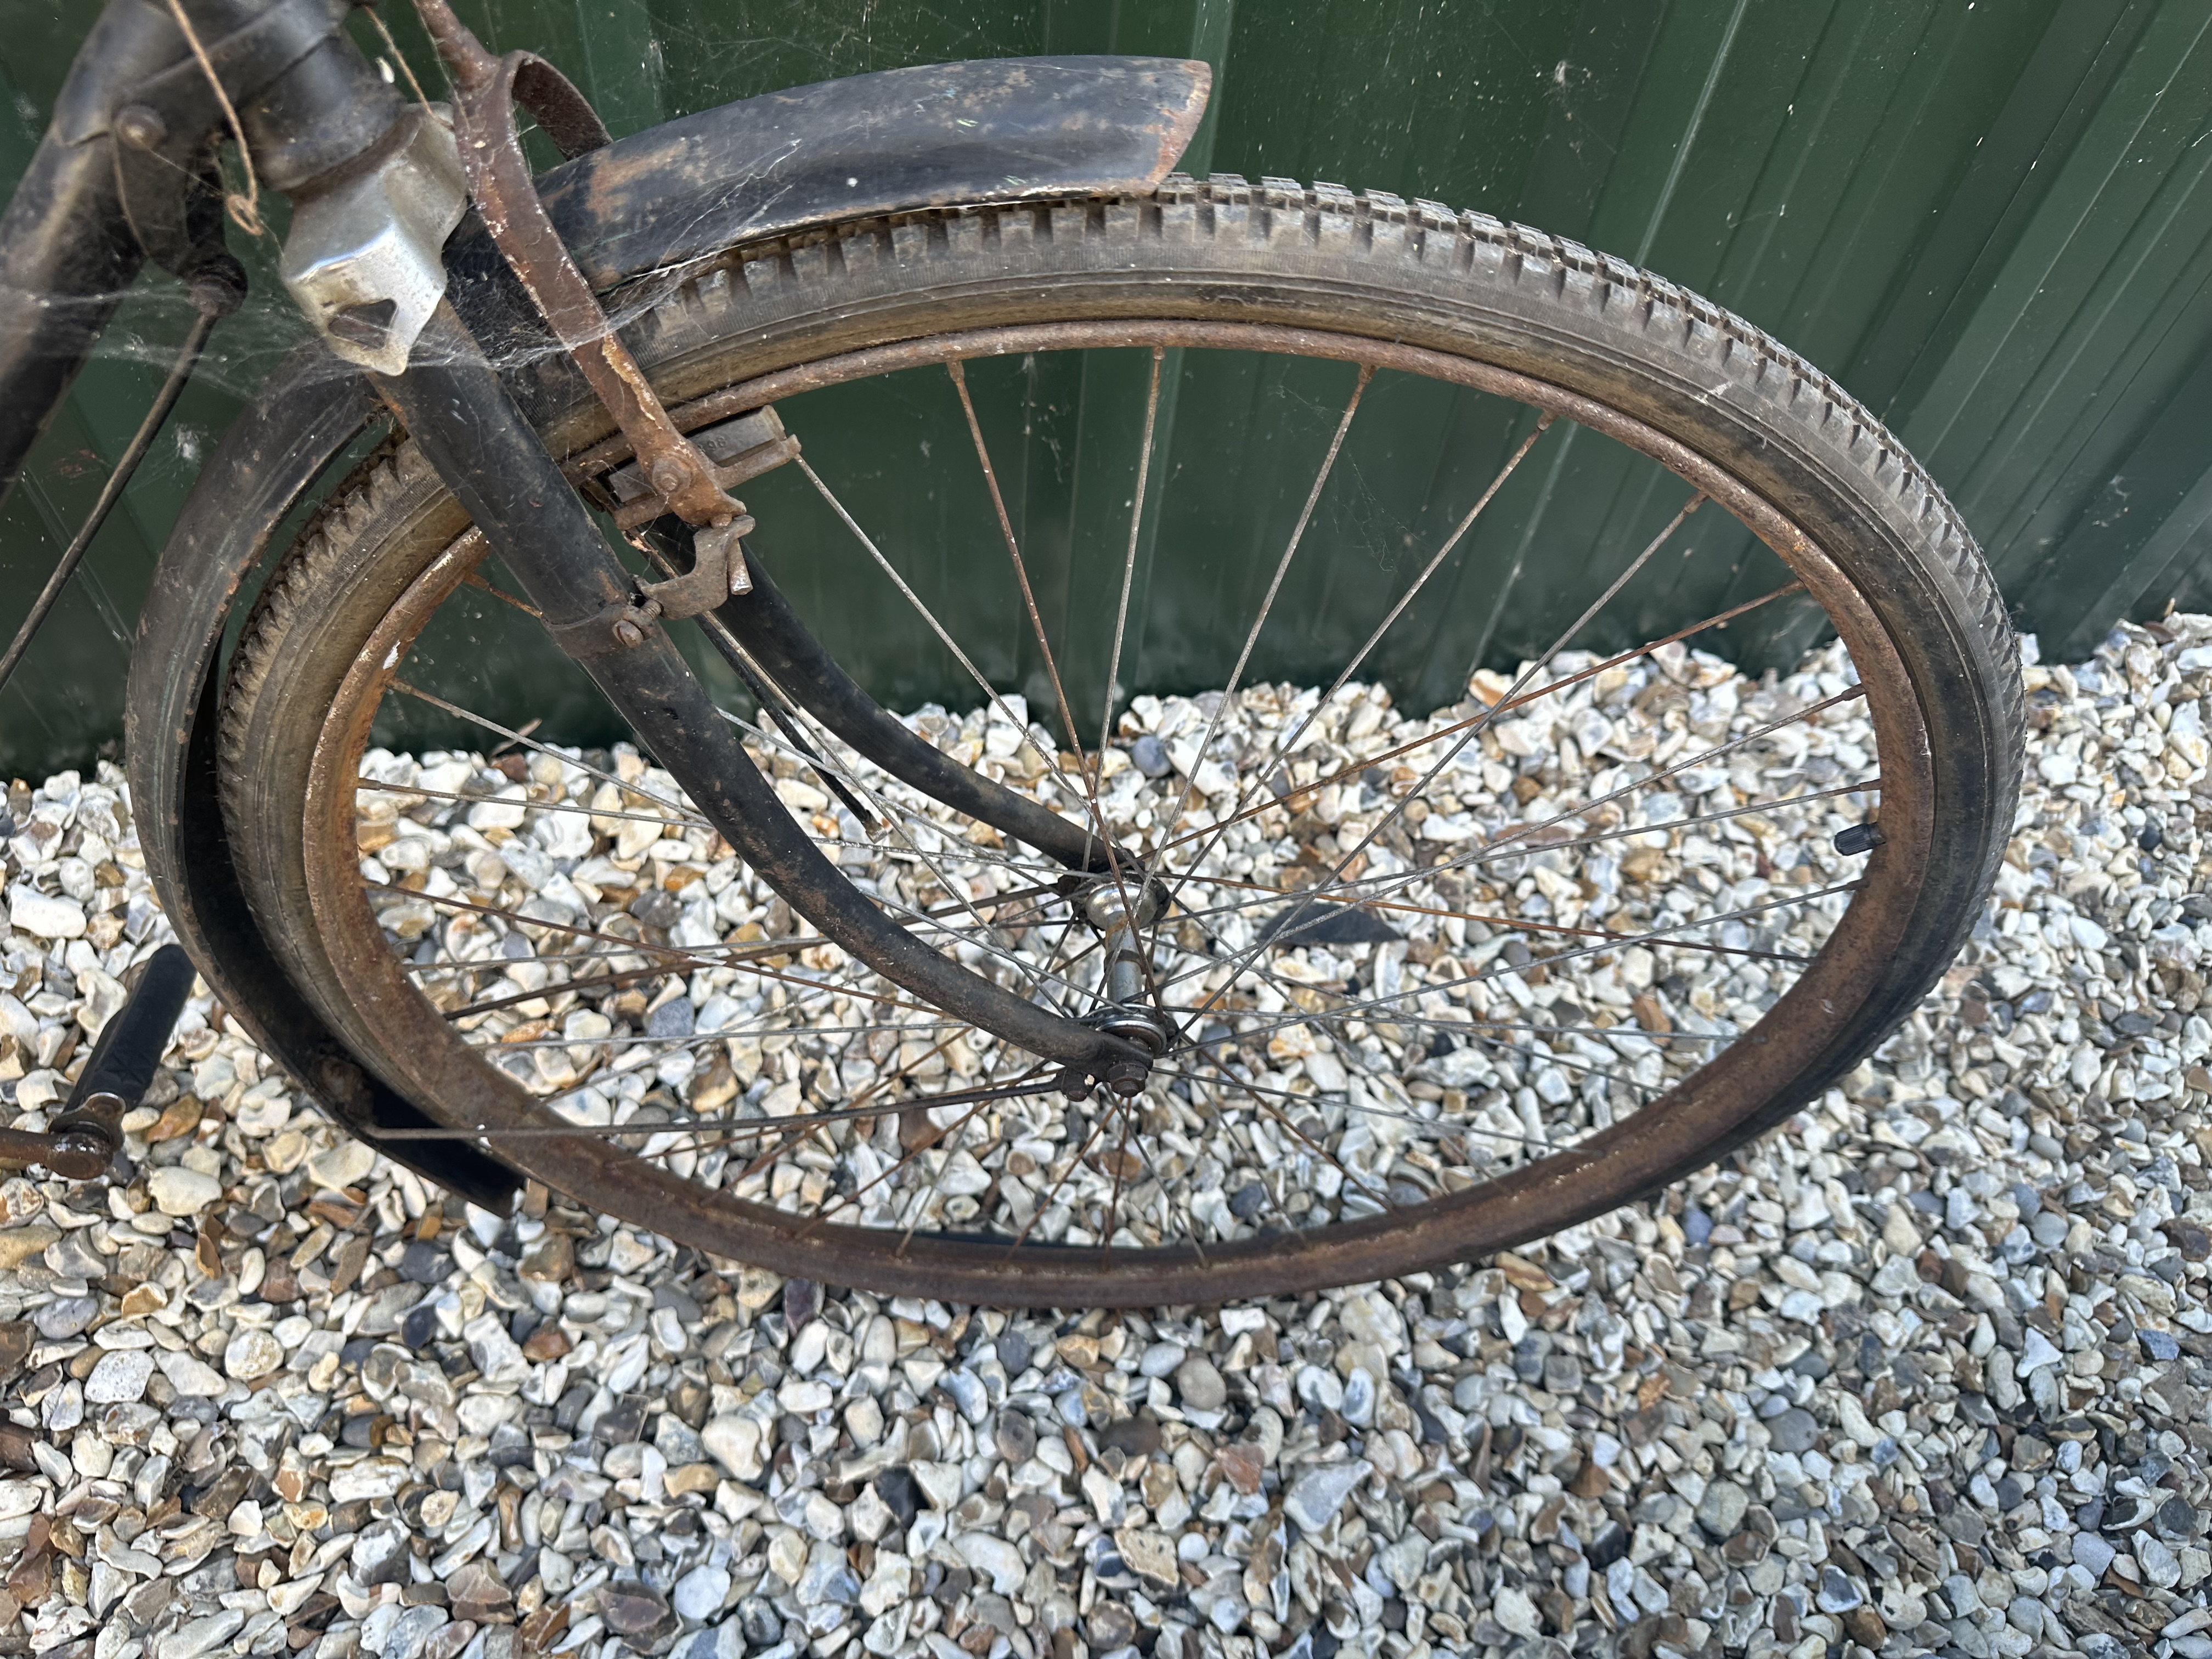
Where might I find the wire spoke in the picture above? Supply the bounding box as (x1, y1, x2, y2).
(367, 881, 969, 1023)
(1156, 364, 1375, 850)
(797, 1070, 1052, 1235)
(1003, 1110, 1114, 1255)
(796, 455, 1099, 812)
(359, 777, 704, 833)
(1146, 577, 1806, 864)
(387, 680, 703, 828)
(1187, 492, 1706, 1029)
(946, 359, 1164, 1020)
(1154, 680, 1870, 1009)
(1099, 346, 1166, 763)
(1155, 1065, 1579, 1156)
(707, 704, 1087, 1009)
(626, 527, 879, 831)
(1169, 878, 1859, 1049)
(1205, 1062, 1398, 1211)
(1164, 876, 1810, 966)
(1161, 411, 1556, 913)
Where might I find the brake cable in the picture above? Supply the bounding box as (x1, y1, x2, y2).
(0, 273, 238, 699)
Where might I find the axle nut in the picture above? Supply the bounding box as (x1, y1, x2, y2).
(1104, 1059, 1149, 1099)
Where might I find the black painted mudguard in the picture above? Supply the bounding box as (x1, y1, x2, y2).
(123, 57, 1207, 1206)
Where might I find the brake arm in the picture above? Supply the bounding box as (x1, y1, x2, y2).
(411, 0, 753, 636)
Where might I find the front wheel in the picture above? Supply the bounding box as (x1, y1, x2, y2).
(216, 176, 2021, 1305)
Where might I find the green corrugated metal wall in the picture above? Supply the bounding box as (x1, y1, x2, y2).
(3, 0, 2210, 777)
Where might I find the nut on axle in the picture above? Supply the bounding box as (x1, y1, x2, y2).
(1074, 872, 1173, 1096)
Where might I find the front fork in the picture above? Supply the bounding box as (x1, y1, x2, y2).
(374, 307, 1156, 1094)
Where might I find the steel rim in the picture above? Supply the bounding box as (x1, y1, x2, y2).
(292, 319, 1937, 1305)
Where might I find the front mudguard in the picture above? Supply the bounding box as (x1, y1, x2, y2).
(123, 57, 1207, 1205)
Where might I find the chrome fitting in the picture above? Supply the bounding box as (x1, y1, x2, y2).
(280, 108, 469, 376)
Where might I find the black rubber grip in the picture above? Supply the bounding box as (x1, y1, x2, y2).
(64, 944, 196, 1113)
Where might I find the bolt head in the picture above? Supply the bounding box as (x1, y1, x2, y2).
(43, 1132, 110, 1181)
(115, 105, 166, 151)
(612, 618, 646, 647)
(647, 457, 691, 495)
(1104, 1059, 1149, 1099)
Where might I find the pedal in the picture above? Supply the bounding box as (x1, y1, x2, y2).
(0, 945, 195, 1180)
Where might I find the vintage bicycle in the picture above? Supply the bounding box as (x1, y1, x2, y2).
(0, 0, 2022, 1304)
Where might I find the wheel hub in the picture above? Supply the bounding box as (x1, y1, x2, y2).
(1076, 873, 1174, 1094)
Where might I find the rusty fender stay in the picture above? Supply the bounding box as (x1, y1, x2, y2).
(124, 56, 1209, 1204)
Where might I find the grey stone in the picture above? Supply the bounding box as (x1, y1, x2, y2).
(1138, 1341, 1186, 1379)
(1695, 1480, 1750, 1538)
(32, 1295, 95, 1339)
(223, 1327, 284, 1381)
(353, 1520, 412, 1586)
(84, 1348, 154, 1404)
(148, 1166, 222, 1217)
(994, 1410, 1036, 1465)
(1814, 1565, 1862, 1612)
(672, 1564, 730, 1622)
(600, 1582, 674, 1639)
(647, 995, 696, 1039)
(738, 1595, 783, 1647)
(1340, 1368, 1375, 1427)
(2138, 1533, 2182, 1589)
(158, 1613, 246, 1659)
(1285, 1460, 1370, 1533)
(955, 1533, 1024, 1595)
(939, 1367, 988, 1424)
(1769, 1408, 1819, 1453)
(45, 1230, 105, 1279)
(384, 1606, 449, 1659)
(1173, 1354, 1226, 1412)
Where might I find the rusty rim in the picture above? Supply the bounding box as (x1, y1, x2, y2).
(297, 320, 1934, 1306)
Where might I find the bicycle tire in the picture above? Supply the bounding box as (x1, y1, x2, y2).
(217, 176, 2021, 1305)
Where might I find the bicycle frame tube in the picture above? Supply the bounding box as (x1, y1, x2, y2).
(0, 13, 155, 501)
(0, 0, 405, 505)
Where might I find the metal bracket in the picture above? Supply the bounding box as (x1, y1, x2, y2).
(278, 106, 469, 375)
(603, 407, 801, 531)
(545, 515, 758, 659)
(649, 516, 757, 617)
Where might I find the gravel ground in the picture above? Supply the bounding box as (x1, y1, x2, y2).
(3, 614, 2212, 1659)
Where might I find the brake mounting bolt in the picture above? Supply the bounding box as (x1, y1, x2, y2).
(612, 617, 646, 648)
(114, 106, 166, 151)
